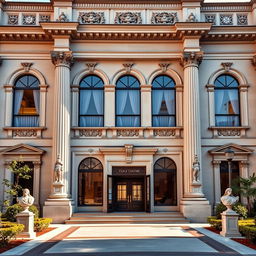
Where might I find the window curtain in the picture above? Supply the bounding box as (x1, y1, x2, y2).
(164, 90, 175, 115)
(116, 89, 140, 127)
(152, 90, 164, 115)
(13, 90, 24, 127)
(79, 90, 103, 127)
(215, 90, 239, 114)
(33, 90, 40, 114)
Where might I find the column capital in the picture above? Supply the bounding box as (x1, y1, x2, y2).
(181, 52, 203, 68)
(51, 51, 73, 68)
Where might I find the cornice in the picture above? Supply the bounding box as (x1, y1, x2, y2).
(3, 2, 53, 12)
(201, 3, 252, 13)
(202, 26, 256, 42)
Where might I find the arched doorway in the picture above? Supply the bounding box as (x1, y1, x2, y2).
(78, 157, 103, 206)
(154, 157, 177, 206)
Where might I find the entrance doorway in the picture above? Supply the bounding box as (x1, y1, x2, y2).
(114, 178, 144, 211)
(108, 166, 150, 212)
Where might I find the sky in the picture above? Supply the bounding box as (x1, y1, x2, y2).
(5, 0, 252, 2)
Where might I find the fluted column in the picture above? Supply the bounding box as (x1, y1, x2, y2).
(182, 52, 204, 197)
(50, 51, 73, 198)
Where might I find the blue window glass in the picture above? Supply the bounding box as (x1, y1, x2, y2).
(79, 75, 104, 127)
(13, 75, 40, 127)
(116, 75, 141, 127)
(152, 75, 176, 127)
(214, 75, 240, 127)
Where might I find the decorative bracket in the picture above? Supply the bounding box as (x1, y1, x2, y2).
(125, 144, 133, 163)
(123, 63, 134, 73)
(159, 63, 170, 73)
(86, 62, 98, 72)
(221, 62, 233, 72)
(21, 62, 33, 72)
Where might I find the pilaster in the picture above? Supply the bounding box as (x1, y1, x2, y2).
(141, 84, 152, 127)
(4, 84, 13, 127)
(104, 84, 115, 127)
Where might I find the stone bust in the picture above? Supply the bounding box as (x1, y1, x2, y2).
(221, 188, 239, 211)
(17, 188, 34, 212)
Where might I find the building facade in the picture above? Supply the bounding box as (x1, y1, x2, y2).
(0, 0, 255, 223)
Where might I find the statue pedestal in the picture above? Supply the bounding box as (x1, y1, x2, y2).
(16, 211, 36, 239)
(220, 210, 241, 237)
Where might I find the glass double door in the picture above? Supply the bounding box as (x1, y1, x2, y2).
(114, 178, 144, 211)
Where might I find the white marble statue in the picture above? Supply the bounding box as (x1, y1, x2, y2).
(54, 155, 63, 183)
(221, 188, 239, 211)
(17, 188, 34, 212)
(192, 155, 200, 183)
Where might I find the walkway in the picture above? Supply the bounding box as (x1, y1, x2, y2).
(1, 224, 256, 256)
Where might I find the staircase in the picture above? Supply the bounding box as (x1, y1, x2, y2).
(65, 212, 189, 224)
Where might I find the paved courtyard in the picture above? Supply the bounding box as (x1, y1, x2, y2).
(1, 224, 256, 256)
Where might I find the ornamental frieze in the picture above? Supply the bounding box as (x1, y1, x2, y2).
(117, 129, 140, 137)
(220, 14, 233, 25)
(205, 14, 216, 25)
(79, 129, 102, 137)
(114, 12, 142, 24)
(8, 14, 19, 25)
(217, 129, 241, 137)
(151, 12, 178, 24)
(237, 14, 248, 25)
(22, 14, 36, 25)
(13, 129, 37, 137)
(153, 129, 176, 137)
(78, 12, 105, 24)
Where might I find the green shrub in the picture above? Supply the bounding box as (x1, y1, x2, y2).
(4, 204, 39, 222)
(215, 203, 248, 219)
(239, 225, 256, 244)
(0, 222, 24, 247)
(34, 218, 52, 232)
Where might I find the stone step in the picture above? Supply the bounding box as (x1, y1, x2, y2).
(65, 212, 189, 224)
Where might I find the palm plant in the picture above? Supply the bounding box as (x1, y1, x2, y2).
(232, 173, 256, 216)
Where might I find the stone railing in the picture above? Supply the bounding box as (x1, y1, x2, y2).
(72, 127, 182, 139)
(209, 126, 249, 138)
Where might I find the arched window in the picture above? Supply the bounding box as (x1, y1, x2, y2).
(13, 75, 40, 127)
(152, 75, 176, 127)
(116, 75, 140, 127)
(214, 75, 240, 127)
(79, 75, 104, 127)
(154, 157, 177, 206)
(78, 157, 103, 206)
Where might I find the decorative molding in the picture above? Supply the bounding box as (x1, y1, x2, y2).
(237, 14, 248, 26)
(220, 14, 233, 26)
(153, 129, 176, 137)
(56, 12, 69, 22)
(22, 14, 36, 25)
(4, 4, 53, 12)
(78, 12, 105, 24)
(114, 12, 142, 24)
(186, 13, 198, 22)
(3, 127, 45, 138)
(159, 63, 170, 73)
(201, 5, 251, 12)
(8, 14, 19, 25)
(181, 52, 203, 67)
(221, 62, 233, 72)
(151, 12, 178, 24)
(125, 144, 133, 163)
(252, 56, 256, 68)
(117, 129, 140, 137)
(79, 129, 102, 137)
(21, 62, 33, 72)
(85, 62, 98, 72)
(39, 15, 51, 22)
(51, 51, 73, 67)
(204, 14, 216, 25)
(123, 63, 134, 73)
(209, 127, 249, 138)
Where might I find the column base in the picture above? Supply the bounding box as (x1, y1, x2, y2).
(43, 198, 73, 224)
(180, 197, 211, 223)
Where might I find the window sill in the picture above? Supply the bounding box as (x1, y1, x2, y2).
(3, 127, 46, 138)
(209, 126, 249, 138)
(72, 127, 183, 139)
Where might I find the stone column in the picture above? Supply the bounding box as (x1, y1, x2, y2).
(213, 160, 221, 207)
(4, 84, 13, 127)
(32, 161, 41, 208)
(175, 84, 183, 127)
(239, 84, 249, 127)
(206, 84, 215, 127)
(104, 84, 115, 127)
(180, 52, 211, 222)
(43, 51, 73, 223)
